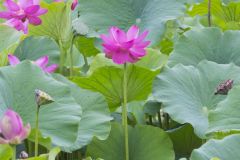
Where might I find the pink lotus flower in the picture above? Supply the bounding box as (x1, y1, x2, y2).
(8, 54, 58, 73)
(0, 109, 31, 144)
(100, 25, 151, 64)
(0, 0, 48, 34)
(53, 0, 78, 10)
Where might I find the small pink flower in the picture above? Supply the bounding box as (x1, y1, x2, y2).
(8, 54, 58, 73)
(100, 25, 151, 64)
(0, 109, 31, 144)
(0, 0, 48, 34)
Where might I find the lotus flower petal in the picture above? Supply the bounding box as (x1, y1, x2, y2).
(8, 54, 20, 66)
(44, 64, 58, 73)
(8, 55, 58, 73)
(19, 123, 31, 141)
(4, 0, 20, 11)
(0, 11, 13, 19)
(71, 0, 78, 10)
(34, 55, 49, 68)
(33, 8, 47, 16)
(127, 25, 139, 40)
(28, 16, 41, 25)
(24, 5, 40, 14)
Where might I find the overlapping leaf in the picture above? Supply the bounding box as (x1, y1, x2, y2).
(14, 36, 60, 64)
(168, 124, 202, 159)
(87, 123, 174, 160)
(29, 2, 72, 47)
(72, 50, 166, 110)
(53, 75, 112, 151)
(72, 65, 157, 111)
(0, 62, 81, 150)
(207, 86, 240, 137)
(153, 61, 240, 137)
(190, 135, 240, 160)
(169, 28, 240, 67)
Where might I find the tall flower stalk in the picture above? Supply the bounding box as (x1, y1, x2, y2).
(12, 145, 16, 160)
(34, 105, 40, 157)
(208, 0, 212, 27)
(100, 25, 150, 160)
(34, 89, 54, 157)
(122, 63, 129, 160)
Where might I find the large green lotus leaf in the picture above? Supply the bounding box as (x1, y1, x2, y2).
(168, 124, 202, 159)
(78, 0, 185, 45)
(0, 61, 81, 150)
(169, 28, 240, 67)
(190, 134, 240, 160)
(88, 48, 167, 74)
(14, 36, 60, 64)
(87, 122, 174, 160)
(29, 2, 72, 47)
(207, 86, 240, 137)
(153, 61, 240, 138)
(72, 65, 158, 111)
(53, 74, 112, 151)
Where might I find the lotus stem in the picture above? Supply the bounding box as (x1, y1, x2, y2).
(11, 145, 16, 160)
(149, 115, 153, 125)
(157, 111, 162, 128)
(59, 40, 66, 74)
(69, 36, 75, 77)
(35, 106, 40, 157)
(122, 63, 129, 160)
(208, 0, 212, 27)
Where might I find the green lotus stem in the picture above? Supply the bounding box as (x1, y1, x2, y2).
(164, 113, 170, 130)
(122, 63, 129, 160)
(69, 36, 75, 77)
(208, 0, 212, 27)
(59, 40, 66, 74)
(149, 115, 153, 125)
(83, 56, 88, 67)
(157, 111, 162, 128)
(35, 106, 40, 157)
(11, 145, 16, 160)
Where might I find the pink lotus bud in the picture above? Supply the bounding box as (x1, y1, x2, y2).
(0, 109, 31, 144)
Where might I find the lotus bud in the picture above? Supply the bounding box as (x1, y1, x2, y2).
(214, 79, 233, 95)
(0, 109, 31, 145)
(35, 89, 54, 107)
